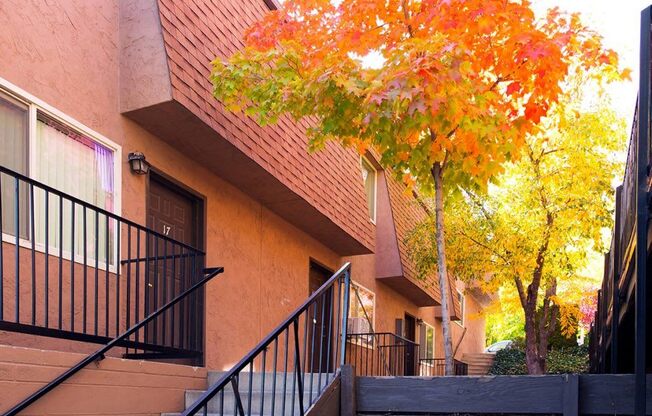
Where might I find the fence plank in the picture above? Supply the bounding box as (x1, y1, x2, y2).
(357, 375, 565, 414)
(563, 374, 578, 416)
(579, 374, 652, 415)
(340, 365, 356, 416)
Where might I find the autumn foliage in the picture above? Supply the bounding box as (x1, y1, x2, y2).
(211, 0, 626, 374)
(214, 0, 625, 188)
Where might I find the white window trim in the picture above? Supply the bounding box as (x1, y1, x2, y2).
(455, 289, 465, 327)
(0, 76, 123, 272)
(347, 279, 376, 349)
(360, 156, 377, 224)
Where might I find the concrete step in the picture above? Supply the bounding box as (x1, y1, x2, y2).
(207, 371, 334, 390)
(183, 373, 336, 415)
(184, 388, 321, 415)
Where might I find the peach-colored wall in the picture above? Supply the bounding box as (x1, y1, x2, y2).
(0, 344, 207, 415)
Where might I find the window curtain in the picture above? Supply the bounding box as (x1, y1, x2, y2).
(0, 94, 29, 238)
(33, 113, 115, 265)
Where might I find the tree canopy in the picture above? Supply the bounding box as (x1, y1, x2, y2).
(407, 101, 627, 372)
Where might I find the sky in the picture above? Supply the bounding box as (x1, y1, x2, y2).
(532, 0, 650, 125)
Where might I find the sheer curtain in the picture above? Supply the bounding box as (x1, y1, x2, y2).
(33, 113, 115, 265)
(0, 93, 29, 238)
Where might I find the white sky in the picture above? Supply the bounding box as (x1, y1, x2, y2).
(532, 0, 649, 125)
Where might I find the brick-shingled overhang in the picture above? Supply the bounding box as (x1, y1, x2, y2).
(118, 0, 373, 255)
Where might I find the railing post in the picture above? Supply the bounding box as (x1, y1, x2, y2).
(340, 267, 351, 367)
(636, 6, 651, 416)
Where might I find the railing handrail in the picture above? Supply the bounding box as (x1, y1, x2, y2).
(4, 266, 224, 416)
(0, 164, 204, 254)
(181, 262, 351, 416)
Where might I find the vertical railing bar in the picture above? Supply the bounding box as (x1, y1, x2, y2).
(219, 388, 224, 416)
(115, 221, 120, 336)
(188, 252, 197, 351)
(302, 305, 309, 389)
(70, 201, 75, 332)
(162, 238, 167, 345)
(144, 230, 150, 347)
(247, 355, 253, 416)
(94, 209, 99, 335)
(308, 301, 317, 404)
(293, 318, 305, 415)
(171, 243, 176, 348)
(30, 183, 35, 325)
(14, 177, 20, 323)
(195, 251, 200, 352)
(231, 376, 246, 416)
(271, 336, 278, 416)
(105, 213, 109, 337)
(335, 277, 342, 371)
(340, 268, 351, 366)
(58, 194, 63, 329)
(82, 205, 86, 333)
(260, 348, 267, 415)
(126, 224, 131, 332)
(180, 247, 186, 350)
(281, 327, 289, 416)
(316, 291, 326, 398)
(324, 285, 334, 386)
(135, 229, 141, 347)
(153, 235, 158, 344)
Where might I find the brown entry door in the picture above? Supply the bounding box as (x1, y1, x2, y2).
(308, 262, 333, 374)
(146, 174, 201, 351)
(404, 314, 417, 376)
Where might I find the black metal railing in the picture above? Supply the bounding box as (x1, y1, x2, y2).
(4, 266, 223, 416)
(419, 358, 468, 376)
(346, 332, 420, 376)
(182, 263, 352, 416)
(0, 165, 208, 360)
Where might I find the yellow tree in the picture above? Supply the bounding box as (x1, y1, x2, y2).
(408, 102, 626, 373)
(211, 0, 624, 373)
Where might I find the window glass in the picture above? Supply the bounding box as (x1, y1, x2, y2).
(0, 92, 29, 238)
(33, 113, 116, 265)
(420, 324, 435, 360)
(457, 290, 465, 326)
(348, 282, 375, 346)
(360, 157, 376, 221)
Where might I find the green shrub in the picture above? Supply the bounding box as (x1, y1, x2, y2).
(488, 345, 589, 375)
(546, 346, 589, 374)
(489, 347, 527, 375)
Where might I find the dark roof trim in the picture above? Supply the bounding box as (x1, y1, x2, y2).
(263, 0, 281, 10)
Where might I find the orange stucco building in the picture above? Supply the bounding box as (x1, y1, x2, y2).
(0, 0, 488, 414)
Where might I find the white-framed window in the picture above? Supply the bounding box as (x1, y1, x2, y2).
(419, 322, 435, 361)
(455, 289, 465, 327)
(0, 78, 122, 269)
(360, 157, 377, 223)
(347, 280, 375, 348)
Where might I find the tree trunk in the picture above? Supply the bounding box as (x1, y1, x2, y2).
(524, 306, 544, 374)
(432, 162, 454, 375)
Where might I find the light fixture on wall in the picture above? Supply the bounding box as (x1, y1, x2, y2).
(128, 151, 150, 175)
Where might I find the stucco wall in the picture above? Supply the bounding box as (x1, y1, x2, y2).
(0, 344, 207, 415)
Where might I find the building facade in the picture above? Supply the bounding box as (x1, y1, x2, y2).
(0, 0, 487, 413)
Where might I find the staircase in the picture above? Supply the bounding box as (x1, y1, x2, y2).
(461, 353, 495, 375)
(163, 371, 332, 416)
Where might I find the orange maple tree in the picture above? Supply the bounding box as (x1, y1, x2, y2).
(211, 0, 626, 374)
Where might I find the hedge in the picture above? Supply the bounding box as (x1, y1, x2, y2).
(488, 345, 588, 375)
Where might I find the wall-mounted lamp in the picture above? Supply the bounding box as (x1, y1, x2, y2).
(128, 152, 150, 175)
